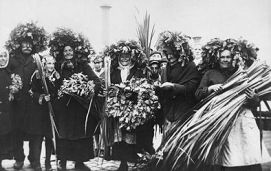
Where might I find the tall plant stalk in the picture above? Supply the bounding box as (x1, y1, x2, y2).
(136, 12, 155, 61)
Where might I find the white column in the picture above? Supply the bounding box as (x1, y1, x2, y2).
(100, 4, 112, 47)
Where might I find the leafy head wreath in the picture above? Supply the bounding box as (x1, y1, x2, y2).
(5, 21, 49, 57)
(49, 28, 95, 64)
(155, 31, 193, 66)
(103, 40, 147, 70)
(237, 38, 258, 68)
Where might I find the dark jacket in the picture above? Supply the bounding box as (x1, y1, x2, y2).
(54, 60, 101, 140)
(157, 62, 201, 122)
(8, 53, 36, 129)
(23, 70, 60, 137)
(195, 69, 232, 100)
(0, 68, 12, 135)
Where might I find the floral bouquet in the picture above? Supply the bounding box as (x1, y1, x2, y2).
(58, 73, 95, 108)
(106, 78, 160, 131)
(9, 74, 23, 101)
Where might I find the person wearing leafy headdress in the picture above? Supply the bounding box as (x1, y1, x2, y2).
(49, 28, 101, 171)
(195, 38, 270, 171)
(104, 40, 155, 171)
(155, 31, 201, 130)
(5, 22, 48, 170)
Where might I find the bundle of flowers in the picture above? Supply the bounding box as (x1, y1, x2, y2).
(5, 21, 48, 55)
(9, 74, 23, 101)
(158, 60, 271, 170)
(106, 78, 160, 131)
(58, 73, 95, 104)
(103, 40, 146, 69)
(155, 31, 193, 64)
(49, 28, 95, 60)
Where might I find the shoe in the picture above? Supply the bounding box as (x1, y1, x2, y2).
(74, 162, 91, 171)
(117, 161, 128, 171)
(13, 161, 24, 170)
(58, 160, 66, 171)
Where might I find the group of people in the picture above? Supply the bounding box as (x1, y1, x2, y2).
(0, 22, 270, 171)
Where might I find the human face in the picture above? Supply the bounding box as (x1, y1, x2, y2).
(45, 57, 55, 73)
(163, 48, 178, 66)
(193, 45, 202, 60)
(0, 51, 8, 67)
(119, 53, 131, 66)
(150, 63, 159, 74)
(219, 50, 233, 69)
(63, 46, 74, 60)
(21, 41, 33, 55)
(94, 59, 103, 72)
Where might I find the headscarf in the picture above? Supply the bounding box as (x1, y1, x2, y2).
(0, 47, 9, 68)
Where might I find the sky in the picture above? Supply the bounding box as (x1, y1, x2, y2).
(0, 0, 270, 64)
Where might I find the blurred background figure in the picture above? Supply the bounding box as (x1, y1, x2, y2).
(148, 52, 162, 83)
(191, 36, 203, 66)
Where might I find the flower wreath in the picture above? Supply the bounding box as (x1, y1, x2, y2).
(237, 39, 258, 67)
(106, 78, 160, 131)
(49, 28, 95, 63)
(5, 21, 48, 56)
(200, 38, 258, 72)
(103, 40, 146, 70)
(155, 31, 193, 64)
(200, 38, 242, 72)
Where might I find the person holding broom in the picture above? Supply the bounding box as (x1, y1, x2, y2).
(195, 38, 271, 171)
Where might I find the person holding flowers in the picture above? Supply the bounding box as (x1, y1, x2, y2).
(104, 40, 156, 171)
(155, 31, 201, 135)
(5, 22, 48, 170)
(195, 38, 270, 171)
(0, 47, 22, 171)
(49, 28, 101, 171)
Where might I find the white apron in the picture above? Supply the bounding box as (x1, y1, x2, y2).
(216, 108, 271, 166)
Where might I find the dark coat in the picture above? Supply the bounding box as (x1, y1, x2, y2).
(54, 61, 102, 140)
(157, 61, 201, 122)
(0, 68, 12, 135)
(8, 53, 36, 129)
(23, 71, 60, 137)
(195, 69, 232, 100)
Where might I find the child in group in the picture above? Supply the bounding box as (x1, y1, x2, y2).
(25, 54, 60, 171)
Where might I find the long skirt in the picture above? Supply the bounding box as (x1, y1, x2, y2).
(0, 132, 14, 159)
(57, 137, 94, 162)
(111, 122, 155, 162)
(216, 108, 270, 167)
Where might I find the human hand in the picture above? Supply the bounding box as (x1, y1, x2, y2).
(160, 82, 174, 90)
(44, 94, 51, 102)
(208, 84, 222, 93)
